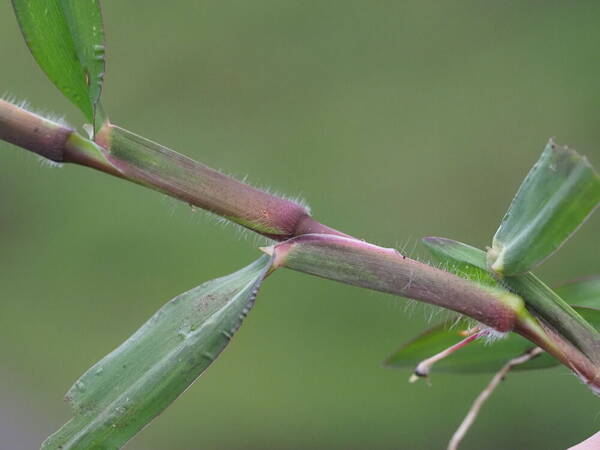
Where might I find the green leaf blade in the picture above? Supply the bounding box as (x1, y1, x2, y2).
(575, 307, 600, 331)
(555, 276, 600, 308)
(422, 237, 493, 285)
(42, 255, 272, 450)
(12, 0, 105, 121)
(489, 139, 600, 276)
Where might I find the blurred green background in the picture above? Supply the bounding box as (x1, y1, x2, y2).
(1, 1, 599, 449)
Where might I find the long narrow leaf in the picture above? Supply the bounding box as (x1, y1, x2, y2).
(489, 139, 600, 276)
(555, 276, 600, 308)
(576, 307, 600, 331)
(12, 0, 105, 121)
(42, 255, 273, 450)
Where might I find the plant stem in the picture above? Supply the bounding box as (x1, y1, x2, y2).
(265, 233, 600, 390)
(0, 99, 71, 161)
(504, 272, 600, 364)
(0, 99, 345, 240)
(517, 318, 600, 396)
(2, 98, 599, 392)
(263, 234, 524, 332)
(95, 123, 347, 239)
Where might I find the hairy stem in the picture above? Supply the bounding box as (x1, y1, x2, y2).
(264, 234, 524, 331)
(265, 233, 600, 389)
(95, 123, 348, 239)
(0, 99, 71, 161)
(2, 99, 599, 391)
(0, 99, 345, 240)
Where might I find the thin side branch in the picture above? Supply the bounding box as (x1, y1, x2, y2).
(410, 327, 482, 383)
(447, 347, 544, 450)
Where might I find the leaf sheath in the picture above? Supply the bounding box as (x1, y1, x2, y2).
(267, 234, 525, 332)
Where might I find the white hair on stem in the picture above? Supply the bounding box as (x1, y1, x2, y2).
(37, 157, 64, 168)
(180, 197, 273, 247)
(480, 327, 508, 344)
(2, 94, 71, 168)
(226, 172, 312, 215)
(1, 93, 72, 129)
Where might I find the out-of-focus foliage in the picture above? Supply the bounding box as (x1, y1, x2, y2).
(556, 276, 600, 308)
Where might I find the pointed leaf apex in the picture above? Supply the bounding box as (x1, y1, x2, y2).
(490, 140, 600, 275)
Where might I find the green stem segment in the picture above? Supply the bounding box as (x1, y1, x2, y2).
(2, 99, 599, 392)
(95, 123, 346, 240)
(265, 234, 600, 391)
(264, 234, 523, 332)
(0, 99, 345, 240)
(503, 273, 600, 365)
(515, 313, 600, 395)
(0, 99, 71, 161)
